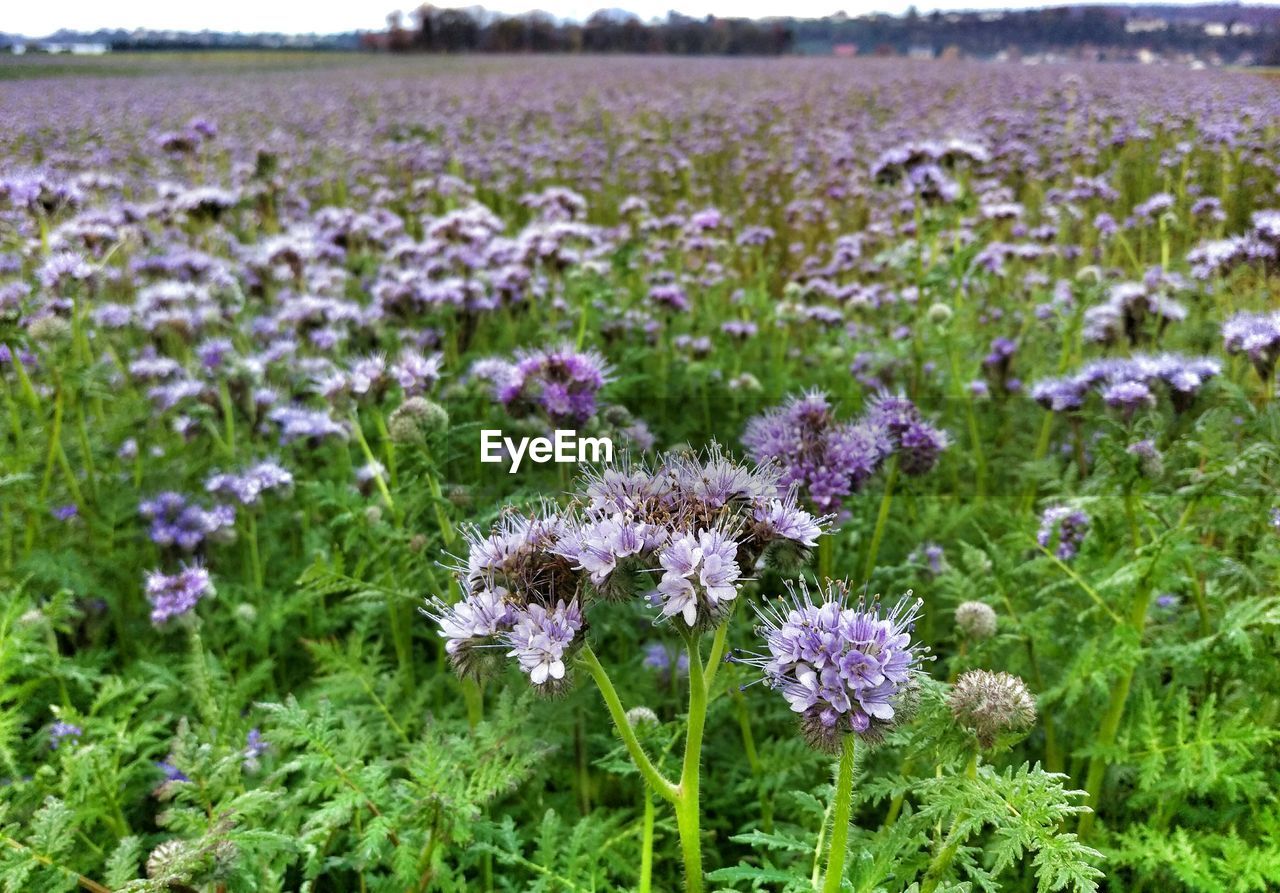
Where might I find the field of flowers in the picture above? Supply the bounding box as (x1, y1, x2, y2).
(1, 54, 1279, 893)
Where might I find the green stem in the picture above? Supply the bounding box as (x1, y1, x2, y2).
(677, 634, 708, 893)
(862, 457, 899, 581)
(580, 645, 678, 802)
(462, 678, 484, 731)
(639, 786, 655, 893)
(818, 535, 833, 582)
(919, 752, 978, 893)
(821, 735, 858, 893)
(246, 512, 264, 593)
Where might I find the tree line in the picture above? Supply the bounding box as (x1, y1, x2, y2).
(366, 7, 793, 54)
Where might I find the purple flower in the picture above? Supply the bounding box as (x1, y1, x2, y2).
(554, 511, 664, 593)
(139, 492, 236, 551)
(1222, 310, 1280, 382)
(49, 721, 82, 750)
(502, 600, 584, 688)
(744, 390, 895, 514)
(426, 586, 517, 676)
(145, 564, 215, 625)
(642, 641, 689, 679)
(1102, 380, 1156, 417)
(653, 528, 742, 627)
(205, 460, 293, 506)
(1037, 506, 1089, 561)
(156, 760, 190, 783)
(739, 579, 927, 750)
(490, 345, 610, 428)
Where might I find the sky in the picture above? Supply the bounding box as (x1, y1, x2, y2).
(2, 0, 1228, 35)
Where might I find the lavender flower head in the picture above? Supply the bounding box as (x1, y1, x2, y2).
(642, 641, 690, 679)
(1037, 505, 1089, 560)
(491, 345, 610, 428)
(744, 390, 897, 514)
(739, 579, 927, 750)
(652, 528, 742, 627)
(502, 600, 585, 690)
(146, 564, 215, 625)
(205, 460, 293, 506)
(49, 721, 82, 750)
(1222, 310, 1280, 382)
(139, 492, 236, 551)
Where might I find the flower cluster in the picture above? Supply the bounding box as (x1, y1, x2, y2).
(1031, 354, 1220, 415)
(738, 579, 927, 750)
(1185, 209, 1280, 279)
(1222, 310, 1280, 382)
(481, 345, 610, 428)
(145, 564, 216, 625)
(426, 445, 829, 690)
(49, 721, 82, 750)
(139, 492, 236, 551)
(743, 390, 949, 514)
(1037, 505, 1089, 560)
(205, 460, 293, 506)
(1082, 278, 1188, 346)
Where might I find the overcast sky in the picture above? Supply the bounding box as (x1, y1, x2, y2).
(4, 0, 1220, 35)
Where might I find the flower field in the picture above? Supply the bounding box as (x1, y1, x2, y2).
(1, 55, 1279, 892)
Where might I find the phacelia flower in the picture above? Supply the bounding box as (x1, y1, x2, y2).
(145, 564, 215, 625)
(653, 528, 742, 628)
(205, 460, 293, 506)
(139, 492, 236, 551)
(1222, 310, 1280, 382)
(49, 721, 82, 750)
(642, 641, 690, 680)
(739, 579, 927, 750)
(1037, 505, 1089, 560)
(502, 599, 585, 690)
(489, 345, 610, 428)
(425, 586, 517, 678)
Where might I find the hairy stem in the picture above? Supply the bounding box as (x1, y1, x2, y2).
(677, 633, 708, 893)
(821, 734, 858, 893)
(580, 645, 678, 802)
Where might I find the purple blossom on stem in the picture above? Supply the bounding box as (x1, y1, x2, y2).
(738, 579, 927, 750)
(1037, 506, 1089, 560)
(145, 563, 215, 625)
(653, 528, 742, 627)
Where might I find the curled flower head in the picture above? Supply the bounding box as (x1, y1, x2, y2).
(743, 390, 897, 514)
(1222, 310, 1280, 381)
(652, 527, 743, 629)
(491, 344, 611, 428)
(554, 510, 665, 599)
(949, 669, 1036, 748)
(739, 579, 928, 751)
(423, 586, 516, 678)
(502, 599, 585, 692)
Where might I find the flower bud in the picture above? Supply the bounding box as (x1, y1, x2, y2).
(27, 314, 71, 344)
(388, 397, 449, 444)
(954, 600, 997, 641)
(625, 706, 659, 727)
(949, 669, 1036, 748)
